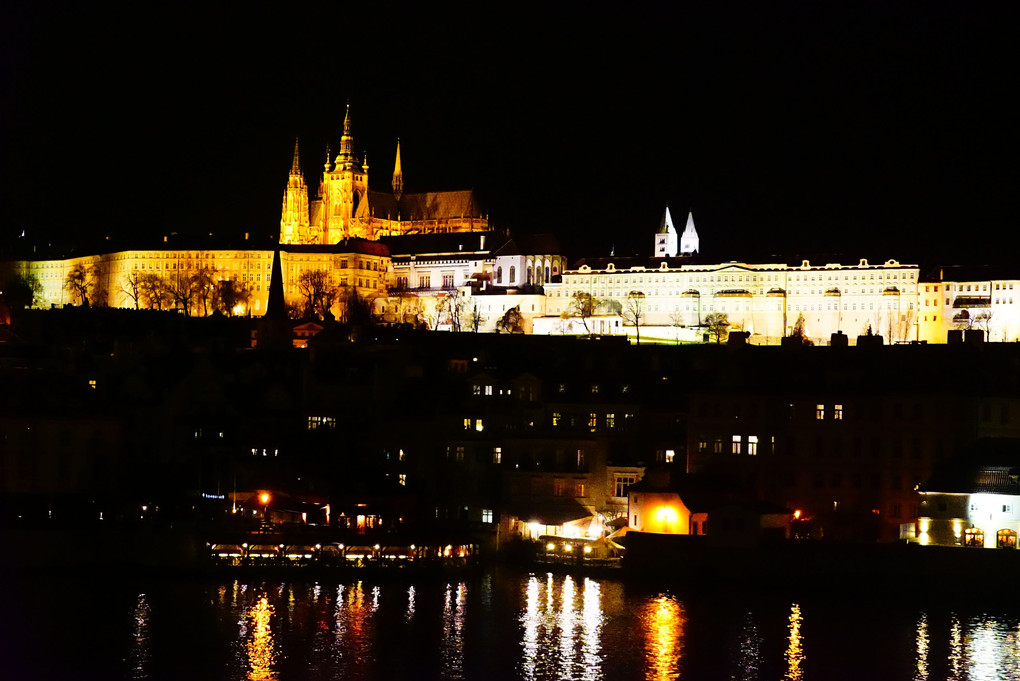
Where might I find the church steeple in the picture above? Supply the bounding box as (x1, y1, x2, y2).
(280, 138, 310, 245)
(392, 138, 404, 200)
(680, 211, 700, 255)
(336, 101, 356, 170)
(290, 138, 301, 174)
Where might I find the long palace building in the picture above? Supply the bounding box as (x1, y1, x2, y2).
(2, 111, 1018, 344)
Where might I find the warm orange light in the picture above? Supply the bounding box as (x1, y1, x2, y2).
(260, 493, 270, 504)
(793, 509, 802, 520)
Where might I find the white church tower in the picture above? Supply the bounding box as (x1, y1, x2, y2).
(679, 211, 699, 255)
(654, 206, 678, 257)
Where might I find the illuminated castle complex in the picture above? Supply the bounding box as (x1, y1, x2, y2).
(4, 109, 1020, 344)
(281, 105, 487, 245)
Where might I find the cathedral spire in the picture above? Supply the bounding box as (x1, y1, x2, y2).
(392, 138, 404, 200)
(336, 101, 356, 170)
(290, 138, 301, 175)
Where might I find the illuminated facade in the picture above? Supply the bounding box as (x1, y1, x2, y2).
(5, 241, 389, 316)
(281, 106, 487, 245)
(544, 256, 920, 345)
(918, 458, 1020, 548)
(917, 268, 1020, 343)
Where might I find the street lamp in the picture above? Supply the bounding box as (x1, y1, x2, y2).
(260, 493, 271, 523)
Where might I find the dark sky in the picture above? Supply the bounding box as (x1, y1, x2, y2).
(1, 3, 1015, 264)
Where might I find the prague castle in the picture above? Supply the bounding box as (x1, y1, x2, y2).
(2, 113, 1018, 344)
(280, 104, 487, 245)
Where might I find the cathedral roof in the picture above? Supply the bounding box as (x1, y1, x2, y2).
(367, 190, 484, 221)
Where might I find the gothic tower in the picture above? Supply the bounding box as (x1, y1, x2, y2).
(392, 138, 404, 201)
(280, 139, 310, 245)
(320, 103, 371, 243)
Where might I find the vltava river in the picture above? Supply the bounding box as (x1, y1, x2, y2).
(4, 568, 1020, 680)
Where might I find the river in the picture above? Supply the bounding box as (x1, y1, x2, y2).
(3, 568, 1019, 680)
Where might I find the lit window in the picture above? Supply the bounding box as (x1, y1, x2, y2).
(473, 385, 481, 395)
(475, 419, 484, 432)
(492, 447, 502, 464)
(455, 446, 465, 462)
(88, 379, 97, 389)
(482, 509, 493, 523)
(615, 474, 637, 497)
(588, 413, 597, 431)
(485, 385, 493, 396)
(664, 449, 675, 463)
(747, 436, 758, 456)
(816, 404, 825, 420)
(554, 479, 565, 496)
(606, 413, 616, 429)
(732, 435, 742, 455)
(552, 412, 561, 426)
(575, 483, 586, 498)
(576, 449, 586, 469)
(834, 404, 843, 420)
(463, 418, 472, 430)
(398, 474, 407, 486)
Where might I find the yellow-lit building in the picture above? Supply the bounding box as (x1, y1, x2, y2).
(5, 241, 390, 316)
(281, 105, 487, 245)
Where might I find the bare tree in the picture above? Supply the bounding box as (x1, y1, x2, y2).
(668, 310, 685, 345)
(436, 292, 466, 332)
(122, 270, 144, 309)
(138, 273, 171, 310)
(65, 264, 101, 307)
(570, 291, 597, 336)
(704, 311, 730, 344)
(468, 303, 483, 333)
(297, 269, 339, 319)
(622, 291, 646, 344)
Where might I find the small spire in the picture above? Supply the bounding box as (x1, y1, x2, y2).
(392, 138, 404, 200)
(324, 145, 332, 172)
(290, 138, 301, 175)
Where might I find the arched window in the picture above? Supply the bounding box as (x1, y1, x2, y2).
(509, 266, 516, 284)
(964, 527, 984, 547)
(497, 266, 503, 284)
(997, 529, 1017, 548)
(527, 266, 533, 285)
(545, 266, 551, 282)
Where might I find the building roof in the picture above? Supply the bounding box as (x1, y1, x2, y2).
(367, 189, 484, 221)
(920, 439, 1020, 494)
(379, 231, 508, 258)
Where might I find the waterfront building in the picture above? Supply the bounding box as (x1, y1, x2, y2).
(917, 442, 1020, 548)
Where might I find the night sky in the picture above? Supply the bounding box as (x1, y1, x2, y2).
(1, 3, 1015, 265)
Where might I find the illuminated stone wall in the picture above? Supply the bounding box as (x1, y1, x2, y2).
(546, 258, 921, 345)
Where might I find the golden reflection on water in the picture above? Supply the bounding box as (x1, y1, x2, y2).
(784, 603, 804, 681)
(914, 613, 929, 681)
(247, 596, 276, 681)
(643, 594, 684, 681)
(520, 573, 604, 681)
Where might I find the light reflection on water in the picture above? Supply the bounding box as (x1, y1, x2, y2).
(246, 595, 275, 681)
(643, 594, 683, 680)
(129, 593, 150, 680)
(94, 571, 1020, 680)
(784, 603, 804, 681)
